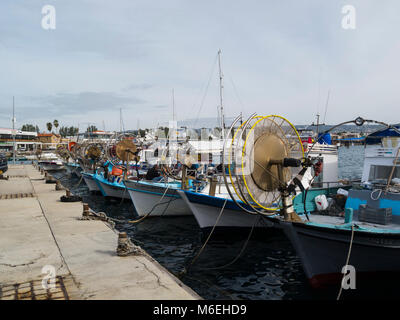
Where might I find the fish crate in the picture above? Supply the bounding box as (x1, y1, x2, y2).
(358, 204, 392, 225)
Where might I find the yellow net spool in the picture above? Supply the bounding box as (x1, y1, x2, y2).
(116, 139, 137, 162)
(229, 115, 303, 211)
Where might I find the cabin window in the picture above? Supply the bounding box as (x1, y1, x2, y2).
(368, 165, 400, 182)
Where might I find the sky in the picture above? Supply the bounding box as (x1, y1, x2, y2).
(0, 0, 399, 132)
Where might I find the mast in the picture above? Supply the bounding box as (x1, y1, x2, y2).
(120, 108, 122, 133)
(172, 88, 175, 122)
(12, 96, 16, 164)
(218, 49, 225, 138)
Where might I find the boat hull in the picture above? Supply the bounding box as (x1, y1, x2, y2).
(124, 181, 191, 217)
(281, 221, 400, 288)
(64, 163, 82, 177)
(39, 162, 64, 171)
(178, 190, 276, 230)
(96, 179, 131, 199)
(82, 173, 100, 192)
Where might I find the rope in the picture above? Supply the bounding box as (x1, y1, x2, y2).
(370, 188, 382, 201)
(183, 199, 228, 274)
(118, 183, 128, 206)
(385, 147, 400, 195)
(201, 215, 258, 271)
(71, 174, 84, 189)
(118, 183, 172, 224)
(191, 53, 218, 128)
(336, 224, 355, 300)
(138, 196, 177, 233)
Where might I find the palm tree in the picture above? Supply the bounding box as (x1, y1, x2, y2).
(53, 120, 59, 134)
(46, 122, 52, 133)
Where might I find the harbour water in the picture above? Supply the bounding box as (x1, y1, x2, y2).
(54, 145, 399, 300)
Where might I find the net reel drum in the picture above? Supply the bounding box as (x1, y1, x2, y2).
(223, 114, 305, 221)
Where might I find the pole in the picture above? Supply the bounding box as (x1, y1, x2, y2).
(217, 49, 225, 138)
(12, 96, 16, 164)
(172, 88, 175, 122)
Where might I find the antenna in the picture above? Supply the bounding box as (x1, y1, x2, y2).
(218, 49, 225, 137)
(12, 96, 16, 164)
(119, 108, 125, 133)
(323, 89, 330, 124)
(172, 88, 175, 122)
(315, 67, 322, 136)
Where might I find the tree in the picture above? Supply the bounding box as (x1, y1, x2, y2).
(59, 126, 79, 137)
(59, 126, 68, 137)
(53, 120, 59, 134)
(68, 126, 79, 136)
(21, 124, 37, 132)
(139, 129, 146, 137)
(46, 122, 53, 133)
(86, 125, 98, 133)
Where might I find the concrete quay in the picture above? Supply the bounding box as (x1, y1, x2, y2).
(0, 164, 200, 300)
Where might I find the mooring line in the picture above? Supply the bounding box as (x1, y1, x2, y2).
(183, 199, 228, 273)
(337, 224, 355, 300)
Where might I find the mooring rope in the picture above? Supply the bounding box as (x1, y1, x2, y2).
(201, 215, 258, 271)
(336, 224, 355, 300)
(181, 199, 228, 275)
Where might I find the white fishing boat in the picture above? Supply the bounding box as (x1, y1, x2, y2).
(124, 179, 192, 217)
(95, 173, 131, 200)
(82, 171, 101, 192)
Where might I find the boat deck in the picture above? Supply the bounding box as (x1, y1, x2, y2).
(303, 213, 400, 233)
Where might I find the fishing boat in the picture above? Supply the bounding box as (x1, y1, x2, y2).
(64, 161, 82, 177)
(94, 171, 131, 200)
(279, 121, 400, 288)
(38, 159, 64, 171)
(178, 188, 273, 231)
(179, 112, 340, 231)
(82, 171, 101, 192)
(124, 179, 193, 217)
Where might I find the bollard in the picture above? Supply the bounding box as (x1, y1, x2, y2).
(117, 232, 141, 256)
(45, 173, 56, 183)
(344, 208, 353, 223)
(55, 180, 64, 190)
(82, 203, 90, 216)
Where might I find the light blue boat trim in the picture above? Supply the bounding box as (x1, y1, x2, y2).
(128, 187, 181, 198)
(303, 221, 400, 234)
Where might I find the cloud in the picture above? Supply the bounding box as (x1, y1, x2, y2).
(151, 105, 168, 109)
(0, 92, 144, 128)
(122, 84, 153, 91)
(0, 1, 400, 130)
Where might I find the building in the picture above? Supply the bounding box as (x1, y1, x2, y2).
(0, 128, 38, 152)
(37, 133, 61, 144)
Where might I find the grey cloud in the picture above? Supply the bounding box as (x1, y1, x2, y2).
(8, 91, 144, 122)
(123, 84, 153, 91)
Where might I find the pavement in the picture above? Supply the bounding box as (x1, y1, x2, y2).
(0, 164, 200, 300)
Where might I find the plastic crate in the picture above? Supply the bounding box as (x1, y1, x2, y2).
(358, 204, 392, 225)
